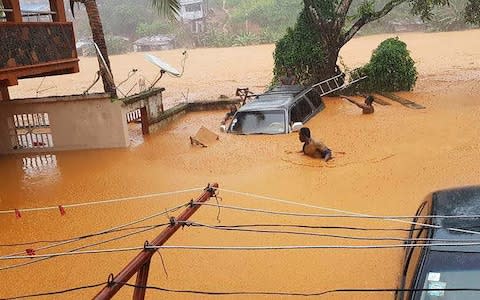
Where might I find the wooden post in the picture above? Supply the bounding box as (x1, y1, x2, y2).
(3, 0, 22, 23)
(49, 0, 67, 22)
(0, 82, 10, 101)
(132, 260, 151, 300)
(94, 184, 219, 300)
(140, 107, 149, 135)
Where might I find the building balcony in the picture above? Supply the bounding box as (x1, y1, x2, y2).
(0, 0, 79, 101)
(0, 21, 79, 86)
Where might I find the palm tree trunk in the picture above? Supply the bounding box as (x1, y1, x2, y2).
(83, 0, 116, 97)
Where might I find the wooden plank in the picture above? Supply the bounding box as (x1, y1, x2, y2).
(366, 93, 391, 105)
(378, 92, 426, 109)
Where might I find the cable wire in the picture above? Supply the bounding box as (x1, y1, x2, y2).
(0, 187, 202, 215)
(5, 241, 480, 261)
(3, 203, 186, 257)
(194, 201, 480, 236)
(122, 282, 480, 297)
(0, 224, 166, 247)
(0, 203, 188, 271)
(205, 223, 420, 232)
(183, 221, 480, 243)
(0, 282, 106, 300)
(215, 189, 480, 219)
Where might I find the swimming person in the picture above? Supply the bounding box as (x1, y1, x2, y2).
(299, 127, 332, 161)
(345, 95, 374, 114)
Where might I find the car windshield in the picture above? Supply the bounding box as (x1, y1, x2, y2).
(229, 110, 285, 135)
(415, 251, 480, 300)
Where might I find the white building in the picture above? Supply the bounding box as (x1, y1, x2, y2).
(178, 0, 207, 33)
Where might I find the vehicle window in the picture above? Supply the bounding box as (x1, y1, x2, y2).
(416, 252, 480, 300)
(290, 97, 313, 123)
(229, 110, 285, 135)
(400, 201, 432, 300)
(305, 90, 323, 109)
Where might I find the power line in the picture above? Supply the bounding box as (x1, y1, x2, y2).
(191, 223, 420, 232)
(194, 201, 480, 236)
(3, 203, 186, 257)
(0, 282, 106, 300)
(5, 241, 480, 261)
(0, 224, 166, 247)
(0, 187, 202, 215)
(0, 224, 167, 272)
(122, 283, 480, 297)
(215, 189, 480, 219)
(0, 202, 188, 272)
(183, 221, 480, 243)
(4, 283, 480, 299)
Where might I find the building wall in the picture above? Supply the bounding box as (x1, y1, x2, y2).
(0, 93, 129, 154)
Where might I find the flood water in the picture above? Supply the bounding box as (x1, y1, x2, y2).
(1, 30, 480, 299)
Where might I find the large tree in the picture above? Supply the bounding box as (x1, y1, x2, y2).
(283, 0, 479, 83)
(70, 0, 179, 97)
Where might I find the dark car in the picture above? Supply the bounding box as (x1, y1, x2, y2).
(227, 85, 325, 135)
(396, 186, 480, 300)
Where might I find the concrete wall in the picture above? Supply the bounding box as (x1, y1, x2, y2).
(0, 93, 128, 154)
(122, 88, 164, 122)
(148, 99, 240, 133)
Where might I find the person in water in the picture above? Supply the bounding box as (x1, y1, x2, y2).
(221, 104, 237, 126)
(346, 95, 375, 114)
(299, 127, 332, 161)
(280, 67, 297, 85)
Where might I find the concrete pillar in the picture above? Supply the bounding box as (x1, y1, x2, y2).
(49, 0, 67, 22)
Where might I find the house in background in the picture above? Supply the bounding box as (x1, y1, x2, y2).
(133, 35, 176, 52)
(178, 0, 207, 34)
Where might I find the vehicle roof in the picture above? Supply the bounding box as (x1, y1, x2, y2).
(237, 85, 309, 112)
(430, 186, 480, 252)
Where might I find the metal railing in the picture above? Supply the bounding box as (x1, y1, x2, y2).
(0, 8, 56, 22)
(126, 109, 142, 123)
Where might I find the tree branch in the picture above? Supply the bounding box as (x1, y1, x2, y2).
(303, 0, 326, 28)
(336, 0, 354, 17)
(341, 0, 407, 44)
(334, 0, 354, 30)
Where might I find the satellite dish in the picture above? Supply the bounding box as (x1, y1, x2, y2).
(94, 42, 115, 84)
(144, 54, 181, 77)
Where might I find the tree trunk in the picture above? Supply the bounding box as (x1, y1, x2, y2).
(322, 45, 341, 78)
(83, 0, 117, 97)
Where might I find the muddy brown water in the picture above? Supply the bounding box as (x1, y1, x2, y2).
(1, 30, 480, 299)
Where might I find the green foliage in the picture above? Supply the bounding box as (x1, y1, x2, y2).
(357, 0, 376, 18)
(352, 37, 417, 92)
(229, 0, 302, 34)
(136, 21, 175, 37)
(272, 10, 324, 85)
(199, 28, 280, 47)
(465, 0, 480, 25)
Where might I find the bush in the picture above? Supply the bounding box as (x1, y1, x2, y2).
(352, 37, 417, 92)
(272, 10, 324, 85)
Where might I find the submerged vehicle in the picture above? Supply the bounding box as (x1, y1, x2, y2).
(227, 85, 325, 135)
(226, 72, 365, 135)
(396, 186, 480, 300)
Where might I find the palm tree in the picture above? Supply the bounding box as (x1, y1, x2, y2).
(70, 0, 180, 97)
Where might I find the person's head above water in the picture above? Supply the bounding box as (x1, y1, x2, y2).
(299, 127, 311, 143)
(365, 95, 374, 105)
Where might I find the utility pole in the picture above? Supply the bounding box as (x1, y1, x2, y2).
(94, 183, 219, 300)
